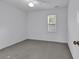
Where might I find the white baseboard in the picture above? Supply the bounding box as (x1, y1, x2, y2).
(0, 37, 67, 50)
(0, 39, 27, 50)
(27, 37, 68, 44)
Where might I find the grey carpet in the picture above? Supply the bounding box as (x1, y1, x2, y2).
(0, 39, 72, 59)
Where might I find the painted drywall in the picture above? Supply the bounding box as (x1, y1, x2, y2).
(0, 2, 28, 49)
(27, 8, 68, 43)
(68, 0, 79, 59)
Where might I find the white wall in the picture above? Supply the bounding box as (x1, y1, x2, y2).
(68, 0, 79, 59)
(0, 1, 68, 49)
(27, 8, 68, 43)
(0, 2, 28, 49)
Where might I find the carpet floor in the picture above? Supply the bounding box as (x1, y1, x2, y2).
(0, 39, 72, 59)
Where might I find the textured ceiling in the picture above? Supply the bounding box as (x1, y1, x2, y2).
(1, 0, 69, 12)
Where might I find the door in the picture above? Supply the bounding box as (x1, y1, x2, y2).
(68, 0, 79, 59)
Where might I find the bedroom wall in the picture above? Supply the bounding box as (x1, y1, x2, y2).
(0, 2, 28, 49)
(0, 1, 68, 49)
(27, 8, 68, 43)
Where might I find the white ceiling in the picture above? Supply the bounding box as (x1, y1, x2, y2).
(1, 0, 69, 12)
